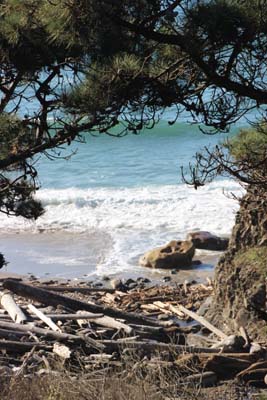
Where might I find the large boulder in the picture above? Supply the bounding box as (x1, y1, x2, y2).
(139, 240, 195, 269)
(186, 231, 229, 251)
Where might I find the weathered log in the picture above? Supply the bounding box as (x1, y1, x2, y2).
(89, 315, 133, 335)
(203, 354, 252, 378)
(0, 327, 27, 339)
(38, 285, 115, 294)
(0, 320, 103, 350)
(41, 312, 104, 321)
(0, 291, 27, 324)
(198, 352, 259, 363)
(183, 371, 217, 388)
(237, 361, 267, 379)
(28, 304, 61, 332)
(0, 340, 51, 353)
(237, 368, 267, 383)
(3, 279, 169, 327)
(171, 303, 227, 340)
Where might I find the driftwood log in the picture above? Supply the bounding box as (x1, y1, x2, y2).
(3, 279, 170, 327)
(38, 285, 116, 294)
(0, 320, 103, 350)
(28, 304, 62, 332)
(0, 291, 27, 324)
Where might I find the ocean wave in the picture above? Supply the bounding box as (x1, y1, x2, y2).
(0, 180, 243, 236)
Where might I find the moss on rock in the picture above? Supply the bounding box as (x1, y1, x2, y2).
(208, 187, 267, 340)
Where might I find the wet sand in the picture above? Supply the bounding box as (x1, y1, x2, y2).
(0, 232, 221, 285)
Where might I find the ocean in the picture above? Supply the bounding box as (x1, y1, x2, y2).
(0, 119, 244, 280)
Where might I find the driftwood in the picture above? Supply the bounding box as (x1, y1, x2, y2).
(0, 320, 103, 350)
(39, 312, 104, 321)
(3, 279, 170, 327)
(203, 354, 253, 378)
(237, 361, 267, 379)
(171, 304, 227, 340)
(28, 304, 61, 332)
(0, 291, 27, 324)
(0, 327, 27, 339)
(89, 315, 133, 335)
(38, 285, 115, 294)
(0, 340, 51, 353)
(183, 371, 217, 388)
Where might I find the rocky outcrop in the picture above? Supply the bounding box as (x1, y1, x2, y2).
(139, 240, 195, 269)
(186, 231, 229, 251)
(0, 253, 6, 269)
(208, 186, 267, 339)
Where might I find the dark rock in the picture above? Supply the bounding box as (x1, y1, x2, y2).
(163, 276, 171, 282)
(218, 335, 246, 352)
(137, 277, 151, 283)
(93, 282, 103, 287)
(187, 231, 229, 251)
(102, 275, 110, 281)
(192, 260, 202, 266)
(125, 278, 135, 286)
(0, 253, 6, 268)
(128, 282, 138, 290)
(171, 269, 178, 274)
(110, 279, 126, 291)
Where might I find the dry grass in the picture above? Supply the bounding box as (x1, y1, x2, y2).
(1, 353, 254, 400)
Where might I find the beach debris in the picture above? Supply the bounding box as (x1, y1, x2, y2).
(0, 291, 27, 323)
(0, 277, 264, 390)
(53, 343, 71, 359)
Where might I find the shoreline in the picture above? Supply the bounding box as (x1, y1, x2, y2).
(0, 231, 222, 285)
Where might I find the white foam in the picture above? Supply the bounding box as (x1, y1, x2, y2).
(0, 180, 242, 234)
(0, 180, 243, 275)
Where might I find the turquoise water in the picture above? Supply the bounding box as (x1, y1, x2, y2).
(0, 119, 243, 278)
(36, 121, 233, 189)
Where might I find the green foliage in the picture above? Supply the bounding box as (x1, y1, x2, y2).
(225, 125, 267, 167)
(185, 1, 251, 45)
(1, 0, 267, 220)
(234, 246, 267, 275)
(0, 114, 34, 160)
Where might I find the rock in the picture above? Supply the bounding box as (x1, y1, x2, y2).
(93, 282, 103, 287)
(125, 278, 135, 286)
(163, 276, 171, 282)
(215, 335, 246, 352)
(137, 277, 151, 283)
(186, 231, 229, 251)
(139, 240, 195, 269)
(0, 253, 6, 269)
(192, 260, 202, 265)
(110, 279, 126, 291)
(128, 282, 138, 290)
(250, 343, 264, 355)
